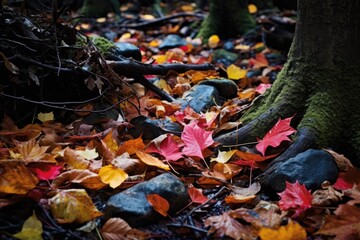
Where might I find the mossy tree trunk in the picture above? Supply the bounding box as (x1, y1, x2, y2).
(216, 0, 360, 166)
(197, 0, 256, 40)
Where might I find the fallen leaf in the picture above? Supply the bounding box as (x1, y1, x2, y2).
(181, 121, 214, 159)
(210, 150, 237, 164)
(111, 152, 142, 173)
(278, 181, 313, 217)
(49, 189, 103, 224)
(256, 117, 296, 156)
(146, 194, 169, 217)
(259, 220, 306, 240)
(75, 148, 99, 160)
(204, 212, 256, 240)
(344, 184, 360, 205)
(12, 138, 55, 164)
(117, 137, 146, 156)
(52, 169, 106, 190)
(227, 64, 247, 80)
(99, 165, 128, 188)
(0, 162, 39, 194)
(333, 166, 360, 190)
(63, 147, 90, 169)
(234, 150, 278, 162)
(101, 217, 150, 240)
(208, 34, 220, 48)
(31, 164, 62, 181)
(188, 186, 208, 204)
(255, 83, 271, 94)
(135, 149, 170, 171)
(210, 162, 243, 180)
(316, 204, 360, 239)
(146, 134, 183, 161)
(248, 4, 257, 14)
(325, 149, 353, 171)
(13, 211, 43, 240)
(37, 112, 54, 123)
(226, 182, 261, 205)
(312, 183, 343, 206)
(103, 130, 119, 153)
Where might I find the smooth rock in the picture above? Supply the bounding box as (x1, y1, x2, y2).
(199, 79, 238, 99)
(159, 34, 187, 49)
(105, 173, 189, 227)
(212, 49, 239, 64)
(179, 84, 222, 113)
(129, 116, 182, 140)
(260, 149, 338, 192)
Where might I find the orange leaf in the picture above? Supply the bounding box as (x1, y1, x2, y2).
(49, 189, 103, 224)
(103, 130, 119, 153)
(0, 162, 38, 194)
(259, 220, 306, 240)
(134, 149, 170, 171)
(146, 194, 169, 217)
(117, 137, 146, 156)
(101, 217, 150, 240)
(63, 147, 90, 169)
(188, 187, 208, 204)
(11, 138, 56, 164)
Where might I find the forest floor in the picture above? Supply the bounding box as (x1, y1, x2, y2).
(1, 1, 360, 240)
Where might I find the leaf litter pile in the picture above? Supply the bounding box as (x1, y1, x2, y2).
(1, 2, 360, 240)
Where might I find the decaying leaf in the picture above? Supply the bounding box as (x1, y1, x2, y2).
(259, 220, 306, 240)
(52, 169, 106, 190)
(11, 138, 55, 164)
(37, 112, 54, 123)
(135, 149, 170, 171)
(13, 211, 43, 240)
(117, 136, 146, 156)
(101, 217, 150, 240)
(63, 147, 90, 169)
(312, 182, 343, 206)
(49, 189, 103, 224)
(188, 186, 208, 204)
(146, 194, 170, 217)
(210, 150, 237, 164)
(0, 162, 39, 194)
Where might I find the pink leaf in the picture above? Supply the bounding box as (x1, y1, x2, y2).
(147, 134, 184, 161)
(181, 121, 214, 159)
(255, 83, 272, 94)
(333, 177, 354, 190)
(278, 181, 313, 217)
(32, 164, 62, 180)
(256, 117, 296, 156)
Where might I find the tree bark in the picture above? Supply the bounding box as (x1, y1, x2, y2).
(216, 0, 360, 165)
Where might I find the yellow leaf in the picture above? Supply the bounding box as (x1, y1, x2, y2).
(96, 17, 106, 23)
(135, 149, 170, 171)
(154, 79, 172, 94)
(0, 162, 38, 194)
(210, 150, 237, 164)
(63, 147, 89, 169)
(12, 138, 55, 164)
(227, 64, 247, 80)
(103, 131, 119, 153)
(149, 40, 160, 48)
(37, 112, 54, 123)
(101, 218, 150, 240)
(248, 4, 257, 14)
(13, 211, 43, 240)
(49, 189, 103, 224)
(153, 55, 167, 64)
(258, 220, 307, 240)
(99, 165, 128, 189)
(208, 34, 220, 48)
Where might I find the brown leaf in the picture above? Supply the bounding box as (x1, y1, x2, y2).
(51, 169, 106, 190)
(325, 149, 353, 172)
(316, 204, 360, 239)
(146, 194, 169, 217)
(101, 218, 150, 240)
(312, 183, 343, 206)
(0, 162, 39, 194)
(344, 184, 360, 205)
(49, 189, 103, 224)
(63, 147, 90, 169)
(111, 152, 143, 174)
(204, 212, 256, 240)
(12, 138, 56, 164)
(135, 149, 170, 171)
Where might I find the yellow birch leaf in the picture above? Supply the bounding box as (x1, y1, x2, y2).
(101, 217, 150, 240)
(99, 165, 128, 189)
(227, 64, 247, 80)
(37, 112, 54, 123)
(210, 150, 237, 164)
(13, 211, 43, 240)
(208, 35, 220, 48)
(49, 189, 103, 224)
(134, 149, 170, 171)
(0, 162, 38, 194)
(103, 131, 119, 153)
(258, 220, 307, 240)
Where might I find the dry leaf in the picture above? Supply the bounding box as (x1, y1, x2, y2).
(99, 165, 128, 188)
(117, 137, 146, 156)
(135, 149, 170, 171)
(37, 112, 54, 123)
(101, 218, 150, 240)
(12, 138, 55, 164)
(52, 169, 106, 190)
(49, 189, 103, 224)
(63, 147, 90, 169)
(146, 194, 170, 217)
(12, 211, 43, 240)
(259, 220, 306, 240)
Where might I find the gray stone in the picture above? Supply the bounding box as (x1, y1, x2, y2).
(105, 173, 189, 227)
(179, 84, 222, 113)
(159, 34, 187, 49)
(212, 49, 239, 64)
(199, 79, 238, 99)
(261, 149, 338, 192)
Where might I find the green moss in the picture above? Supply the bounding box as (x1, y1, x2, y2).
(90, 36, 115, 56)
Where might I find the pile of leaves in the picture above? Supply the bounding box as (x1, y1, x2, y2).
(1, 2, 360, 240)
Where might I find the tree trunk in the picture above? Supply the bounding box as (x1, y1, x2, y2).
(197, 0, 256, 40)
(216, 0, 360, 165)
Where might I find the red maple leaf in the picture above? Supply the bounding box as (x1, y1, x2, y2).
(181, 121, 214, 159)
(146, 134, 184, 161)
(256, 117, 296, 156)
(278, 181, 313, 217)
(188, 187, 208, 204)
(31, 164, 62, 180)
